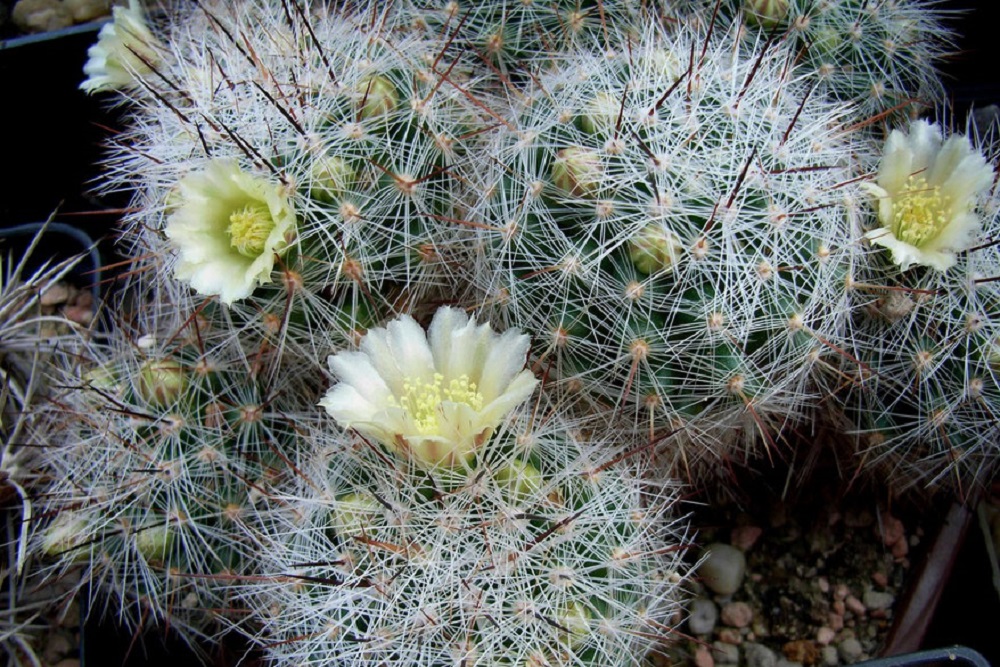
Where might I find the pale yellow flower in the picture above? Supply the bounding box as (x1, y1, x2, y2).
(320, 308, 538, 468)
(862, 121, 994, 272)
(165, 160, 297, 305)
(80, 0, 162, 95)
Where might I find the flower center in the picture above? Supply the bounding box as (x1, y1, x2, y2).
(228, 204, 274, 257)
(891, 175, 951, 247)
(392, 373, 484, 434)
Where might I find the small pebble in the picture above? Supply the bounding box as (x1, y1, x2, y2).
(40, 283, 71, 307)
(688, 598, 719, 635)
(731, 525, 763, 551)
(694, 645, 715, 667)
(59, 601, 81, 628)
(891, 538, 909, 560)
(845, 596, 866, 617)
(817, 577, 830, 594)
(64, 305, 95, 326)
(816, 627, 836, 646)
(42, 634, 72, 664)
(828, 613, 844, 631)
(783, 639, 818, 665)
(821, 646, 839, 666)
(833, 584, 849, 601)
(871, 571, 888, 588)
(719, 628, 743, 645)
(720, 601, 753, 628)
(713, 641, 741, 665)
(879, 514, 905, 546)
(838, 638, 864, 665)
(777, 660, 803, 667)
(862, 590, 894, 611)
(698, 543, 746, 596)
(745, 643, 778, 667)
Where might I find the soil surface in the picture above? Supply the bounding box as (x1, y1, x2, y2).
(654, 462, 941, 667)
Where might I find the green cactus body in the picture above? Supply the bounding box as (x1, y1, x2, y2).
(246, 406, 690, 666)
(680, 0, 954, 123)
(36, 299, 302, 638)
(469, 22, 860, 475)
(105, 2, 486, 350)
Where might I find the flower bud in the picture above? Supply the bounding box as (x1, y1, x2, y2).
(495, 459, 543, 503)
(42, 512, 93, 562)
(332, 493, 381, 537)
(744, 0, 789, 29)
(356, 76, 398, 119)
(135, 522, 173, 563)
(310, 154, 356, 202)
(578, 92, 620, 135)
(628, 224, 683, 275)
(551, 146, 603, 198)
(137, 360, 186, 405)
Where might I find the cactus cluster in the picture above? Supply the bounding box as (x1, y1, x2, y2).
(246, 385, 688, 667)
(8, 0, 1000, 664)
(834, 121, 1000, 492)
(466, 21, 863, 476)
(35, 294, 306, 639)
(678, 0, 955, 123)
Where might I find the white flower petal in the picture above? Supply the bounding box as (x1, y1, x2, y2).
(864, 121, 994, 272)
(920, 211, 981, 255)
(479, 370, 539, 423)
(165, 160, 296, 304)
(878, 129, 916, 194)
(385, 315, 436, 385)
(319, 384, 379, 426)
(80, 0, 162, 94)
(327, 351, 393, 404)
(939, 154, 994, 213)
(477, 329, 532, 401)
(905, 120, 942, 173)
(428, 306, 469, 363)
(322, 308, 536, 468)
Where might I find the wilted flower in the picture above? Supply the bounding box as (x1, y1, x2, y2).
(80, 0, 162, 95)
(862, 120, 994, 272)
(165, 160, 296, 305)
(320, 307, 538, 468)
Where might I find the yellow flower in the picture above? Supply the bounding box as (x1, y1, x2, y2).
(320, 308, 538, 468)
(80, 0, 162, 95)
(165, 160, 297, 305)
(862, 121, 994, 272)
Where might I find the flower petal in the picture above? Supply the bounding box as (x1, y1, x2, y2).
(477, 329, 532, 401)
(385, 314, 436, 385)
(479, 370, 538, 423)
(327, 351, 393, 405)
(319, 384, 379, 426)
(878, 129, 916, 194)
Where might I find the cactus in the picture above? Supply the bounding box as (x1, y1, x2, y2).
(466, 21, 862, 479)
(34, 292, 308, 642)
(241, 397, 691, 667)
(678, 0, 955, 124)
(836, 120, 1000, 493)
(0, 234, 93, 664)
(98, 0, 484, 355)
(399, 0, 661, 77)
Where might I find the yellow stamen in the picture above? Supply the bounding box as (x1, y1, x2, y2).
(891, 175, 952, 248)
(228, 204, 274, 257)
(389, 373, 484, 434)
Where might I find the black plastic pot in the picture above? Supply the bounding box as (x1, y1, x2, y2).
(859, 647, 991, 667)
